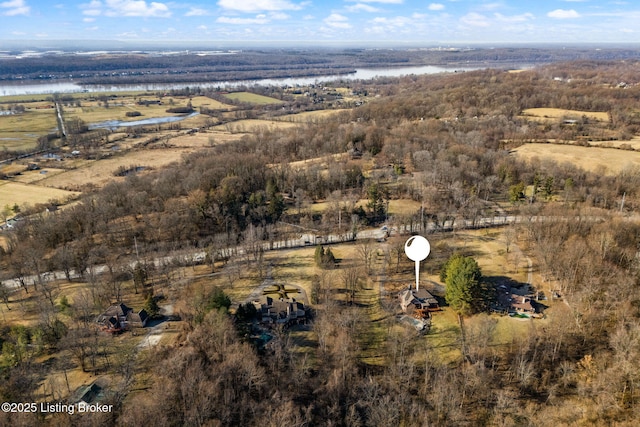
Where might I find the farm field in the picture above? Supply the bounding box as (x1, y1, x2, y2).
(215, 119, 299, 133)
(0, 93, 233, 152)
(276, 109, 350, 123)
(9, 167, 67, 184)
(512, 142, 640, 174)
(521, 107, 610, 122)
(588, 136, 640, 150)
(223, 91, 282, 105)
(169, 130, 245, 148)
(0, 181, 80, 210)
(38, 147, 197, 190)
(0, 108, 57, 151)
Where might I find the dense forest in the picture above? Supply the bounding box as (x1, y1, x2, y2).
(3, 59, 640, 425)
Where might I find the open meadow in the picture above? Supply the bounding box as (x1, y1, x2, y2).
(222, 91, 283, 105)
(0, 181, 80, 210)
(512, 142, 640, 174)
(38, 147, 197, 190)
(521, 107, 610, 122)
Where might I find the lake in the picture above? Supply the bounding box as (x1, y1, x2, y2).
(88, 112, 199, 130)
(0, 65, 478, 96)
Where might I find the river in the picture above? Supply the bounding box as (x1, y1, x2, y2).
(0, 65, 478, 96)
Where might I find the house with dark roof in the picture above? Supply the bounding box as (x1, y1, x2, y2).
(399, 288, 439, 315)
(96, 303, 148, 333)
(495, 284, 537, 316)
(258, 296, 306, 327)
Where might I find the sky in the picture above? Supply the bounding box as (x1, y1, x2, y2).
(1, 0, 639, 46)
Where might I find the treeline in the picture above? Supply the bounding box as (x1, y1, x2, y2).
(4, 47, 640, 85)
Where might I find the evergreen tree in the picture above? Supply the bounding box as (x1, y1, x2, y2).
(443, 255, 491, 316)
(144, 295, 160, 318)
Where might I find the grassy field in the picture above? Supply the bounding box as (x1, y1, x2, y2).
(521, 108, 610, 122)
(65, 94, 212, 124)
(170, 130, 245, 148)
(513, 142, 640, 175)
(223, 91, 283, 105)
(215, 119, 299, 133)
(0, 181, 80, 210)
(0, 93, 231, 153)
(0, 109, 58, 151)
(39, 147, 197, 190)
(588, 136, 640, 150)
(276, 109, 349, 123)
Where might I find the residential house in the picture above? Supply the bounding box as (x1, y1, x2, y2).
(495, 284, 537, 316)
(97, 302, 148, 333)
(399, 288, 439, 316)
(258, 296, 306, 326)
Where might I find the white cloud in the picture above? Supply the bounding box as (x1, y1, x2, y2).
(185, 7, 208, 16)
(460, 12, 490, 27)
(479, 2, 502, 11)
(428, 3, 444, 11)
(80, 0, 102, 15)
(270, 12, 290, 20)
(106, 0, 170, 17)
(495, 12, 534, 23)
(83, 17, 95, 22)
(371, 15, 412, 28)
(1, 0, 30, 16)
(324, 13, 352, 29)
(217, 0, 304, 12)
(81, 0, 172, 18)
(217, 15, 270, 24)
(547, 9, 581, 19)
(346, 3, 380, 13)
(346, 0, 403, 3)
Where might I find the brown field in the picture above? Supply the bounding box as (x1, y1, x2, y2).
(587, 136, 640, 150)
(169, 130, 245, 148)
(276, 109, 350, 123)
(388, 199, 422, 216)
(39, 147, 196, 190)
(65, 94, 213, 124)
(0, 181, 80, 210)
(223, 92, 282, 105)
(512, 142, 640, 175)
(190, 96, 233, 110)
(9, 167, 67, 184)
(521, 107, 610, 122)
(214, 119, 299, 133)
